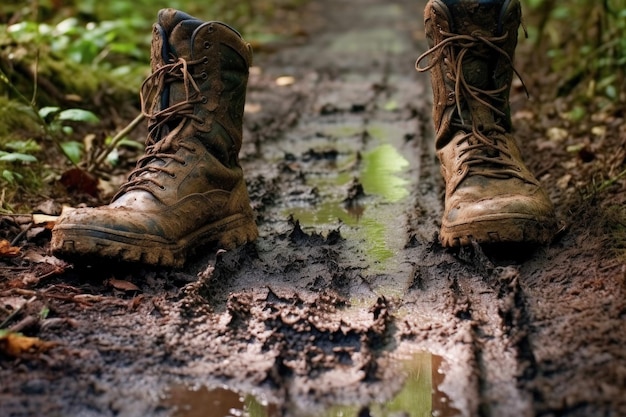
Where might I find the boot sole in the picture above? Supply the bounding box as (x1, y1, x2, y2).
(51, 214, 258, 268)
(440, 215, 556, 247)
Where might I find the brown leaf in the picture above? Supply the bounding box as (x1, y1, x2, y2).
(33, 200, 62, 216)
(0, 332, 57, 357)
(106, 278, 141, 292)
(32, 214, 59, 229)
(0, 240, 21, 258)
(22, 249, 67, 267)
(60, 168, 99, 198)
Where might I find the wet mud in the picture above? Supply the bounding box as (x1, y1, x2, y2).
(1, 0, 625, 416)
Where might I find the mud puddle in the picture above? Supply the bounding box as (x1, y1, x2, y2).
(163, 386, 280, 417)
(283, 120, 416, 299)
(163, 352, 459, 417)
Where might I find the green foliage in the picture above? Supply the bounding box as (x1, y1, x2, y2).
(7, 16, 146, 67)
(0, 88, 100, 193)
(39, 106, 99, 165)
(526, 0, 626, 100)
(0, 0, 307, 211)
(0, 97, 42, 191)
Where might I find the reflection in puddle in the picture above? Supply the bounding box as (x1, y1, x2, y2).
(163, 353, 459, 417)
(360, 143, 409, 203)
(286, 139, 410, 273)
(311, 352, 460, 417)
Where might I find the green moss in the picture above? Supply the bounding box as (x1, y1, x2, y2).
(0, 97, 42, 140)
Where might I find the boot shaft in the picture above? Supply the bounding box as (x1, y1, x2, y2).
(419, 0, 522, 148)
(144, 9, 252, 166)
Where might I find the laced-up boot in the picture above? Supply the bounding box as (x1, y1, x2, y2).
(416, 0, 556, 246)
(51, 9, 258, 267)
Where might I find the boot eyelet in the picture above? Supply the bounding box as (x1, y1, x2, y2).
(201, 72, 208, 80)
(204, 41, 211, 49)
(201, 96, 208, 103)
(203, 56, 209, 64)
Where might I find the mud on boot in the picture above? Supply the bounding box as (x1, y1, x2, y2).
(51, 9, 258, 267)
(416, 0, 556, 247)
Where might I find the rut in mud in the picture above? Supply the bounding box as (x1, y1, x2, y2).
(1, 0, 625, 416)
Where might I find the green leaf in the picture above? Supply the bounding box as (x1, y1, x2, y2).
(39, 306, 50, 320)
(39, 106, 60, 119)
(55, 17, 79, 35)
(60, 141, 84, 164)
(605, 85, 617, 100)
(567, 106, 586, 122)
(58, 109, 99, 123)
(2, 170, 22, 183)
(106, 147, 119, 166)
(5, 139, 41, 154)
(0, 152, 37, 163)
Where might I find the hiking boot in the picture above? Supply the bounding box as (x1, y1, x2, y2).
(51, 9, 258, 267)
(416, 0, 556, 247)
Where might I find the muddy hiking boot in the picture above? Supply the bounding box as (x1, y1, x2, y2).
(51, 9, 258, 267)
(416, 0, 556, 247)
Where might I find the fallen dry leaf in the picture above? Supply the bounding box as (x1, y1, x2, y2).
(60, 167, 99, 198)
(21, 249, 68, 267)
(106, 278, 141, 292)
(32, 214, 59, 229)
(0, 240, 21, 258)
(0, 332, 57, 357)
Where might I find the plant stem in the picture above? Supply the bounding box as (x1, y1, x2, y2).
(87, 113, 145, 173)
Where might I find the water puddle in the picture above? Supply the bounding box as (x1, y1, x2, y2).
(163, 353, 460, 417)
(285, 123, 411, 275)
(309, 352, 460, 417)
(163, 385, 280, 417)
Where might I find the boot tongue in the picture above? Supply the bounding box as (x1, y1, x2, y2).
(447, 1, 504, 130)
(157, 8, 203, 60)
(447, 1, 502, 87)
(447, 1, 502, 35)
(152, 9, 205, 133)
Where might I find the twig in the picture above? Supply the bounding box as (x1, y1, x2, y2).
(0, 296, 36, 329)
(10, 222, 32, 246)
(88, 113, 145, 173)
(10, 315, 39, 333)
(32, 49, 40, 106)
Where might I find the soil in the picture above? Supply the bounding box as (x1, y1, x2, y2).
(1, 0, 626, 416)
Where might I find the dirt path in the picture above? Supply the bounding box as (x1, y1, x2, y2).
(1, 0, 625, 416)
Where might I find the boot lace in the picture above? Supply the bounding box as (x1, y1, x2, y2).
(116, 58, 206, 196)
(415, 30, 531, 183)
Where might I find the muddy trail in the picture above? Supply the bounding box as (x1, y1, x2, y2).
(2, 0, 626, 416)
